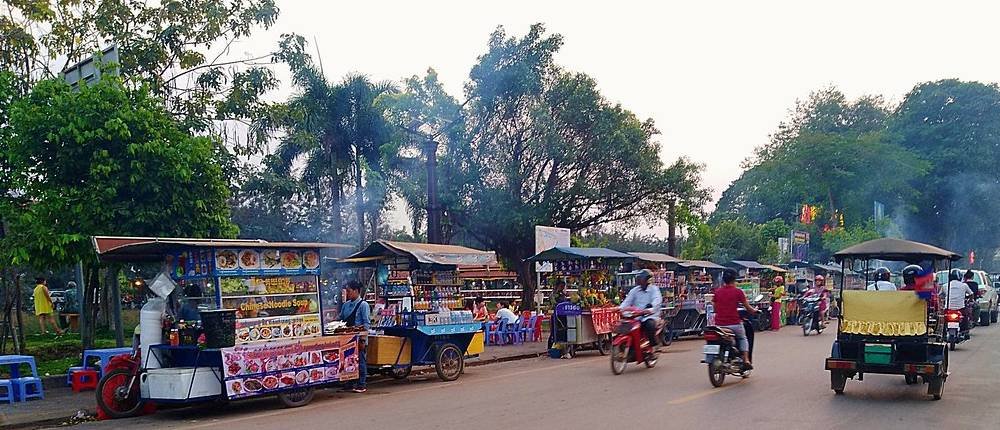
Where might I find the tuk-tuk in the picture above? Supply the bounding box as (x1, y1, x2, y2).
(825, 238, 960, 400)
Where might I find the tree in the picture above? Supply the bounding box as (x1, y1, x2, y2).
(822, 222, 882, 257)
(1, 0, 281, 145)
(0, 75, 237, 344)
(447, 25, 707, 302)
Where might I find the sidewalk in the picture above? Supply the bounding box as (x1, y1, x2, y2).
(0, 340, 550, 429)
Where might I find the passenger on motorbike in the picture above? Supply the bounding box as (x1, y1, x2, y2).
(866, 267, 897, 291)
(620, 269, 662, 347)
(713, 269, 758, 369)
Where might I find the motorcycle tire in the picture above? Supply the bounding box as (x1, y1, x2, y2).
(802, 318, 811, 336)
(610, 344, 629, 375)
(96, 368, 145, 419)
(904, 374, 918, 385)
(949, 341, 956, 351)
(991, 309, 998, 323)
(980, 312, 990, 327)
(708, 359, 726, 387)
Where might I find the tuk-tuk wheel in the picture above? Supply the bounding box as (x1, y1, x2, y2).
(927, 375, 944, 400)
(390, 365, 412, 380)
(831, 371, 847, 394)
(278, 386, 315, 408)
(904, 374, 918, 385)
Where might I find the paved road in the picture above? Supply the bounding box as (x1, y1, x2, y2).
(69, 323, 1000, 430)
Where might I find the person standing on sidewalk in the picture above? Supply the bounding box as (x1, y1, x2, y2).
(340, 281, 370, 393)
(33, 277, 64, 335)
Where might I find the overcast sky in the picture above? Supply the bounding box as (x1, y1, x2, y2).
(236, 0, 1000, 231)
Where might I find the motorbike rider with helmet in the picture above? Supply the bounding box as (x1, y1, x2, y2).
(620, 269, 662, 347)
(944, 269, 974, 334)
(866, 267, 897, 291)
(713, 269, 758, 369)
(807, 275, 831, 323)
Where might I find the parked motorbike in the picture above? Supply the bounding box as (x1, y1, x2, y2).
(703, 308, 756, 387)
(799, 296, 823, 336)
(610, 306, 659, 375)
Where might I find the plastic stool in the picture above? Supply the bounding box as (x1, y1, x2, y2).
(15, 377, 44, 400)
(71, 369, 99, 392)
(0, 379, 13, 404)
(67, 366, 88, 386)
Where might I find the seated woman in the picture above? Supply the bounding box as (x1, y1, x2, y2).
(472, 297, 490, 322)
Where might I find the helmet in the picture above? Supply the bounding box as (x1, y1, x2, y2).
(773, 276, 784, 285)
(636, 269, 653, 280)
(875, 267, 891, 282)
(902, 265, 922, 286)
(814, 275, 825, 286)
(949, 269, 963, 282)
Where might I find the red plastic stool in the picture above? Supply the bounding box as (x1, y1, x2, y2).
(71, 369, 99, 392)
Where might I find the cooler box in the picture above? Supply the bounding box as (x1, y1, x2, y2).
(863, 344, 893, 365)
(467, 331, 485, 355)
(367, 335, 412, 365)
(141, 367, 222, 400)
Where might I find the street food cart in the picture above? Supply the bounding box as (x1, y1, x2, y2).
(825, 238, 958, 400)
(338, 240, 490, 381)
(667, 260, 724, 337)
(91, 236, 357, 418)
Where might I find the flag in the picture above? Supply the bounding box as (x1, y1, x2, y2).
(914, 266, 935, 300)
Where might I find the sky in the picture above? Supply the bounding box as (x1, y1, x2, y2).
(235, 0, 1000, 232)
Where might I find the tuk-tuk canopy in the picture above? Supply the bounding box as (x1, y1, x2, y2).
(341, 240, 497, 266)
(833, 238, 961, 262)
(526, 247, 635, 262)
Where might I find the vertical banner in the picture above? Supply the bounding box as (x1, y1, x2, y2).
(791, 231, 810, 262)
(534, 226, 571, 272)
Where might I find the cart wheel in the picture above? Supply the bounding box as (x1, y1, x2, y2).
(596, 337, 611, 356)
(435, 343, 464, 382)
(278, 386, 315, 408)
(390, 365, 412, 380)
(659, 330, 674, 347)
(96, 368, 145, 419)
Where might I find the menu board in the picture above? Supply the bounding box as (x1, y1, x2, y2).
(235, 314, 322, 344)
(224, 293, 320, 319)
(221, 334, 360, 400)
(220, 275, 318, 297)
(214, 248, 322, 277)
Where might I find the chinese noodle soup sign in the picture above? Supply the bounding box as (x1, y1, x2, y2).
(221, 334, 360, 399)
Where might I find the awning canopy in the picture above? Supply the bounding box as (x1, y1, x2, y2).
(727, 260, 767, 270)
(93, 236, 350, 262)
(762, 264, 787, 273)
(526, 247, 635, 262)
(834, 238, 961, 262)
(677, 260, 726, 270)
(341, 240, 497, 267)
(813, 263, 844, 273)
(627, 252, 682, 263)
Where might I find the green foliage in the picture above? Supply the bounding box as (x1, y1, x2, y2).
(0, 76, 237, 269)
(573, 228, 670, 253)
(821, 221, 883, 256)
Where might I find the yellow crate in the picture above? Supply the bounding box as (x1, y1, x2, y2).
(467, 331, 485, 356)
(367, 335, 411, 365)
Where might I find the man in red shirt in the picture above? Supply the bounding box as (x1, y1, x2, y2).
(713, 269, 759, 368)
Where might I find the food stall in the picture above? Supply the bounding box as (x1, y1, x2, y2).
(337, 240, 491, 381)
(668, 260, 725, 337)
(91, 236, 357, 417)
(527, 247, 634, 357)
(457, 265, 521, 304)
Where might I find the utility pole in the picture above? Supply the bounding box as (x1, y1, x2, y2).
(425, 139, 442, 244)
(667, 200, 678, 257)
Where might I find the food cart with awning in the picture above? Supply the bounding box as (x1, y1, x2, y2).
(91, 236, 358, 418)
(668, 260, 725, 338)
(337, 240, 492, 381)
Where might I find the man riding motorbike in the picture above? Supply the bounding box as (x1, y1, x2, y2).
(620, 269, 662, 348)
(944, 269, 974, 335)
(713, 269, 758, 369)
(866, 267, 897, 291)
(805, 275, 830, 323)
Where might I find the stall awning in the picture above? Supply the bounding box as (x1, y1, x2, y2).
(727, 260, 767, 270)
(813, 263, 844, 273)
(93, 236, 351, 262)
(627, 252, 682, 263)
(457, 265, 517, 279)
(526, 247, 635, 262)
(677, 260, 726, 270)
(762, 264, 787, 273)
(341, 240, 497, 266)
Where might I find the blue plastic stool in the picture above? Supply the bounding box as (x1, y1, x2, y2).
(0, 379, 13, 404)
(15, 377, 44, 401)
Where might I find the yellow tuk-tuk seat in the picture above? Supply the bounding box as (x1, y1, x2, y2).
(840, 290, 927, 336)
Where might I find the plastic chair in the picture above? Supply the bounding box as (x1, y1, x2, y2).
(14, 377, 44, 401)
(520, 315, 538, 342)
(501, 319, 524, 344)
(484, 321, 503, 345)
(533, 316, 545, 342)
(66, 366, 89, 386)
(0, 379, 13, 404)
(71, 369, 99, 392)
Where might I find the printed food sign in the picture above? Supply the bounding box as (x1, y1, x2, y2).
(220, 275, 318, 297)
(214, 248, 321, 277)
(223, 293, 320, 319)
(235, 314, 322, 343)
(221, 334, 360, 399)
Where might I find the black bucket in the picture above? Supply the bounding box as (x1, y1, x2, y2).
(200, 309, 237, 348)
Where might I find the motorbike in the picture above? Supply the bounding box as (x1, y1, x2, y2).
(610, 306, 659, 375)
(945, 306, 971, 351)
(703, 306, 757, 387)
(799, 296, 824, 336)
(754, 299, 772, 332)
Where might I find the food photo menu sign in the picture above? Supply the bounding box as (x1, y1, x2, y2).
(221, 334, 361, 399)
(213, 248, 322, 277)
